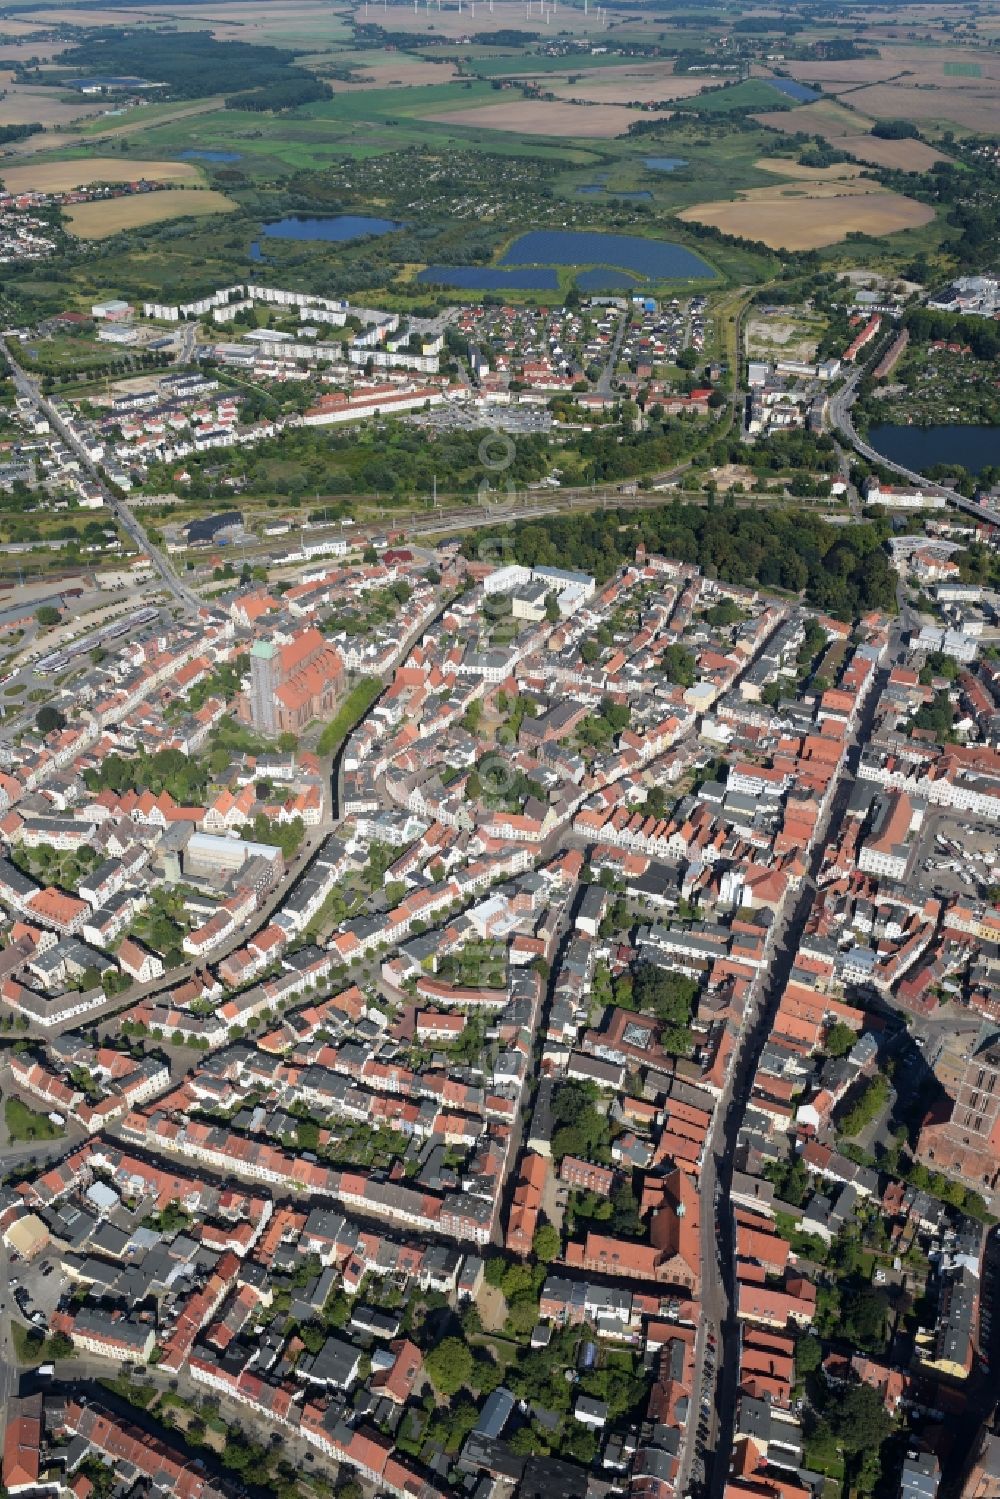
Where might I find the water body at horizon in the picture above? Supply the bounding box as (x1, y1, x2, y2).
(576, 268, 643, 291)
(868, 423, 1000, 477)
(180, 149, 243, 163)
(259, 213, 403, 242)
(500, 229, 716, 280)
(416, 265, 560, 290)
(643, 156, 689, 172)
(766, 76, 821, 102)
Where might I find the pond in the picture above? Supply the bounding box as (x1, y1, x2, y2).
(259, 213, 403, 242)
(766, 77, 821, 103)
(68, 75, 151, 90)
(500, 229, 716, 280)
(643, 156, 689, 172)
(417, 265, 560, 290)
(868, 423, 1000, 478)
(180, 149, 243, 163)
(576, 269, 643, 291)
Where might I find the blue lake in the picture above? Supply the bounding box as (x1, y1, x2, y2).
(69, 75, 149, 90)
(644, 156, 688, 172)
(767, 77, 821, 102)
(500, 230, 716, 280)
(417, 265, 560, 290)
(613, 191, 652, 202)
(869, 424, 1000, 478)
(259, 214, 403, 242)
(180, 149, 243, 163)
(576, 269, 643, 291)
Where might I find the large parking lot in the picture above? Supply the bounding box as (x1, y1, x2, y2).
(411, 401, 552, 436)
(913, 809, 1000, 900)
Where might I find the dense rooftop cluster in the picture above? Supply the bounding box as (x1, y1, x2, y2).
(2, 523, 1000, 1499)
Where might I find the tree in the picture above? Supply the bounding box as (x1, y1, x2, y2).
(35, 605, 60, 627)
(647, 785, 667, 819)
(425, 1336, 473, 1396)
(532, 1223, 560, 1262)
(824, 1021, 857, 1059)
(827, 1382, 890, 1454)
(794, 1332, 822, 1378)
(36, 704, 66, 736)
(661, 644, 696, 688)
(544, 590, 560, 623)
(842, 1284, 889, 1352)
(484, 1256, 509, 1290)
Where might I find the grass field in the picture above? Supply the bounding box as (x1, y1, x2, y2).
(0, 157, 202, 192)
(73, 96, 229, 139)
(65, 188, 237, 238)
(674, 77, 792, 113)
(5, 1095, 65, 1142)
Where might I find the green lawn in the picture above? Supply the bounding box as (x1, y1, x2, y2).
(317, 676, 382, 756)
(5, 1096, 65, 1143)
(672, 78, 794, 113)
(11, 1322, 75, 1366)
(301, 80, 501, 122)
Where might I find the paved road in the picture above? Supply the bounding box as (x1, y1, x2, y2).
(595, 310, 628, 398)
(2, 347, 203, 618)
(703, 614, 908, 1498)
(829, 367, 1000, 529)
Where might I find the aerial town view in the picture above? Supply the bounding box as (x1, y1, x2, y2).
(1, 3, 1000, 1499)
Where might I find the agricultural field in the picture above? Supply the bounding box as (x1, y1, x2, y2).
(840, 82, 1000, 136)
(831, 136, 946, 173)
(754, 157, 863, 183)
(0, 72, 106, 128)
(0, 157, 203, 192)
(0, 0, 988, 338)
(678, 176, 934, 251)
(424, 98, 672, 138)
(64, 187, 237, 238)
(334, 58, 461, 89)
(544, 62, 728, 104)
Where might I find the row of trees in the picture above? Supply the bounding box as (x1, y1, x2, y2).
(480, 502, 897, 620)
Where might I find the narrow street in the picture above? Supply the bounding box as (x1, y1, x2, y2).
(701, 616, 906, 1499)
